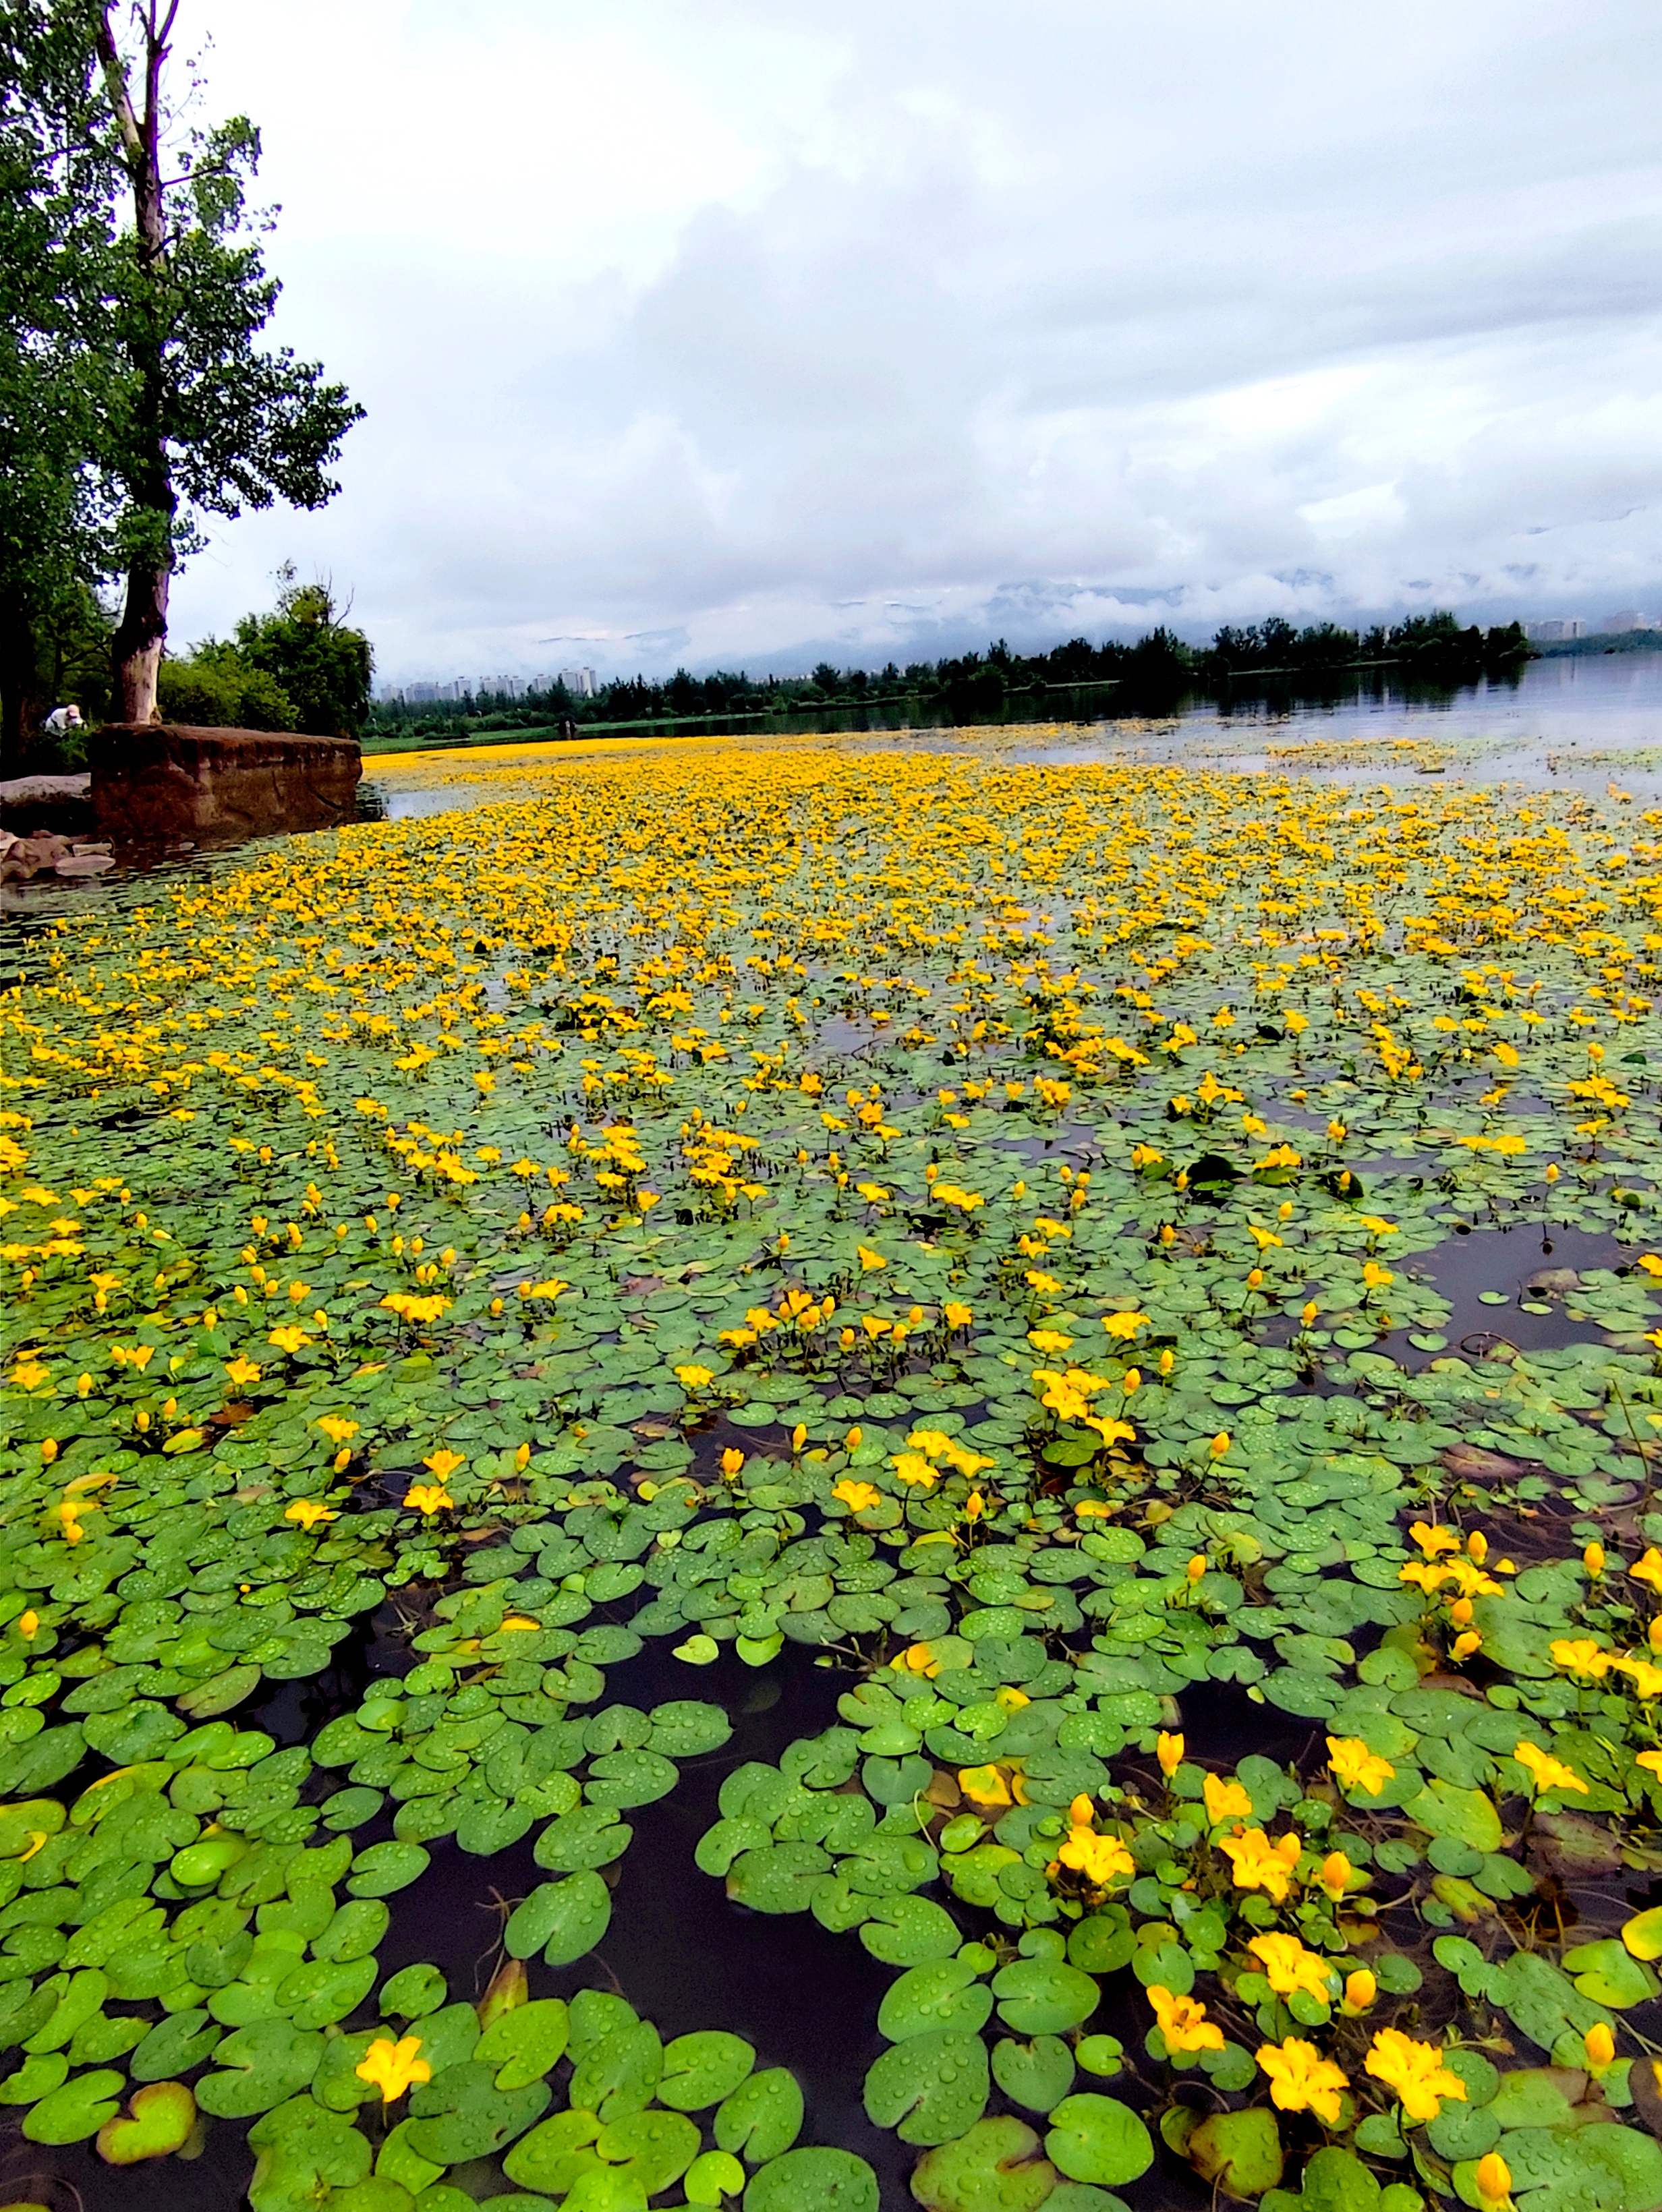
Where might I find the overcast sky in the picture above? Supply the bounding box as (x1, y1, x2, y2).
(169, 0, 1662, 683)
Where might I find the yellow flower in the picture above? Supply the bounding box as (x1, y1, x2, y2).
(1203, 1772, 1252, 1826)
(1585, 1542, 1606, 1577)
(285, 1499, 338, 1532)
(1101, 1311, 1149, 1340)
(405, 1484, 453, 1515)
(1514, 1740, 1587, 1795)
(832, 1479, 880, 1513)
(1342, 1969, 1377, 2016)
(675, 1364, 714, 1390)
(1058, 1817, 1136, 1888)
(422, 1449, 465, 1481)
(355, 2034, 432, 2103)
(18, 1611, 39, 1639)
(1551, 1638, 1613, 1680)
(943, 1301, 973, 1329)
(1365, 2028, 1468, 2124)
(1584, 2023, 1615, 2077)
(316, 1416, 359, 1444)
(1637, 1749, 1662, 1781)
(1257, 2037, 1348, 2125)
(1410, 1521, 1461, 1558)
(958, 1766, 1012, 1809)
(1218, 1827, 1302, 1903)
(891, 1451, 940, 1489)
(1156, 1731, 1184, 1778)
(720, 1448, 745, 1480)
(1249, 1933, 1334, 2004)
(267, 1325, 313, 1355)
(224, 1356, 262, 1388)
(857, 1245, 887, 1272)
(1149, 1985, 1224, 2054)
(1631, 1548, 1662, 1594)
(1326, 1737, 1395, 1797)
(1475, 2154, 1513, 2210)
(892, 1643, 940, 1679)
(1209, 1431, 1230, 1457)
(1319, 1850, 1354, 1900)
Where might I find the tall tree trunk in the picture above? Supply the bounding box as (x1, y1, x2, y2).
(109, 552, 169, 724)
(95, 3, 177, 726)
(0, 587, 42, 772)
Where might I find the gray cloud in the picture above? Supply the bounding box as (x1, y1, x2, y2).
(169, 0, 1662, 682)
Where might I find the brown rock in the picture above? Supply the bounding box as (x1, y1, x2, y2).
(91, 724, 360, 842)
(1528, 1268, 1582, 1296)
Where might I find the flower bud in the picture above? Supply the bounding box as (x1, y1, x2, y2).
(1585, 1542, 1606, 1578)
(1467, 1530, 1488, 1564)
(1475, 2155, 1512, 2208)
(1157, 1732, 1184, 1778)
(1341, 1969, 1376, 2015)
(1584, 2022, 1615, 2076)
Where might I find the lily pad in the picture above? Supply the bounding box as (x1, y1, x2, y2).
(716, 2067, 805, 2163)
(743, 2147, 880, 2211)
(505, 1871, 612, 1965)
(992, 1959, 1101, 2036)
(1045, 2095, 1154, 2187)
(96, 2080, 198, 2164)
(658, 2031, 757, 2110)
(864, 2028, 990, 2144)
(992, 2036, 1075, 2116)
(910, 2114, 1058, 2212)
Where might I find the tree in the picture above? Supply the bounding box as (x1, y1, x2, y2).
(0, 0, 119, 767)
(92, 2, 362, 723)
(227, 569, 371, 735)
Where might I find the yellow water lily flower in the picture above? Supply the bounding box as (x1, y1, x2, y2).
(355, 2035, 432, 2103)
(1364, 2027, 1468, 2124)
(1148, 1985, 1224, 2054)
(1248, 1932, 1334, 2004)
(284, 1499, 338, 1531)
(1256, 2037, 1348, 2124)
(1326, 1737, 1395, 1797)
(422, 1449, 465, 1481)
(1514, 1741, 1587, 1795)
(1218, 1827, 1302, 1903)
(831, 1480, 880, 1513)
(1156, 1732, 1184, 1778)
(404, 1484, 453, 1515)
(1202, 1772, 1252, 1826)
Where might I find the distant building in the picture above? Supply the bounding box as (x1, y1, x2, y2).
(560, 666, 598, 698)
(479, 674, 524, 699)
(1602, 611, 1648, 633)
(1525, 619, 1586, 641)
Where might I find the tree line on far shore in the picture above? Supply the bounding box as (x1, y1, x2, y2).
(370, 612, 1535, 742)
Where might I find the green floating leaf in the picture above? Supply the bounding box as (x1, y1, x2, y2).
(878, 1960, 995, 2043)
(477, 1998, 570, 2091)
(991, 2037, 1074, 2116)
(648, 1699, 733, 1757)
(859, 1896, 962, 1966)
(598, 2106, 702, 2194)
(196, 2018, 326, 2119)
(715, 2067, 804, 2164)
(505, 1871, 612, 1966)
(1045, 2095, 1154, 2188)
(1563, 1939, 1661, 2010)
(743, 2146, 880, 2212)
(910, 2114, 1058, 2212)
(96, 2080, 198, 2165)
(380, 1963, 448, 2020)
(687, 2147, 747, 2204)
(992, 1960, 1101, 2037)
(405, 2060, 552, 2165)
(658, 2031, 756, 2112)
(864, 2028, 990, 2145)
(1624, 1905, 1662, 1962)
(347, 1840, 430, 1897)
(674, 1636, 721, 1666)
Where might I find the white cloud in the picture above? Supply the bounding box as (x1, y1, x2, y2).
(165, 0, 1662, 680)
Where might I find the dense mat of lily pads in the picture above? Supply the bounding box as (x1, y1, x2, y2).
(4, 743, 1662, 2212)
